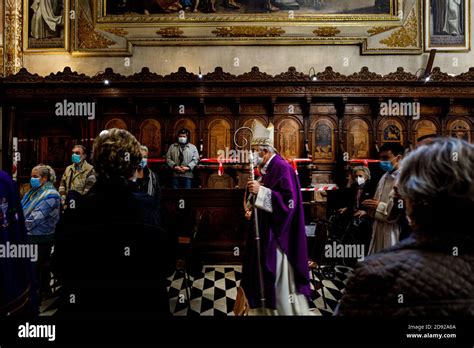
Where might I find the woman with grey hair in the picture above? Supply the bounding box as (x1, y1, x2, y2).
(21, 164, 61, 302)
(337, 165, 375, 254)
(136, 145, 161, 199)
(336, 137, 474, 316)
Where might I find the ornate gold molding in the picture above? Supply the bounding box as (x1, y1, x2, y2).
(367, 26, 399, 36)
(78, 11, 116, 49)
(313, 27, 341, 37)
(212, 26, 285, 37)
(103, 28, 129, 37)
(4, 0, 23, 76)
(0, 48, 3, 76)
(380, 9, 417, 47)
(157, 28, 185, 38)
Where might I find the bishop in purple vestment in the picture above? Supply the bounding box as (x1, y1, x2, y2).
(240, 120, 311, 315)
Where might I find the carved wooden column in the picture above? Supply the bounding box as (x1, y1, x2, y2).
(4, 0, 23, 76)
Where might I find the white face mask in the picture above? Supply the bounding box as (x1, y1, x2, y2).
(356, 176, 366, 186)
(253, 154, 263, 166)
(178, 137, 187, 144)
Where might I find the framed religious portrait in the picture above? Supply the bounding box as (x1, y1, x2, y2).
(346, 119, 370, 159)
(67, 0, 423, 54)
(425, 0, 471, 51)
(312, 118, 335, 163)
(447, 118, 472, 142)
(23, 0, 70, 52)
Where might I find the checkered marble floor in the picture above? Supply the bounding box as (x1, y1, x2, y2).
(40, 264, 353, 316)
(167, 265, 353, 316)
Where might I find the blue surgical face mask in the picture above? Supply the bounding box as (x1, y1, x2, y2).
(379, 160, 394, 173)
(30, 177, 41, 189)
(72, 154, 82, 164)
(139, 158, 147, 169)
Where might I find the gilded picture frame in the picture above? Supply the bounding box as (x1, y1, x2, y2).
(424, 0, 470, 51)
(23, 0, 70, 52)
(69, 0, 423, 54)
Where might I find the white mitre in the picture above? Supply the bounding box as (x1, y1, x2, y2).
(250, 120, 274, 148)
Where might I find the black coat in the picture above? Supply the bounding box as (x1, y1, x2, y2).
(336, 234, 474, 316)
(53, 177, 172, 318)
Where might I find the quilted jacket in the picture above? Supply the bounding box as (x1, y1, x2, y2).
(335, 234, 474, 316)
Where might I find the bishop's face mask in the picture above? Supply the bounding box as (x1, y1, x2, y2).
(252, 150, 264, 167)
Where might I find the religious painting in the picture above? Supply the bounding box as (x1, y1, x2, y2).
(276, 118, 301, 159)
(105, 0, 393, 15)
(104, 118, 128, 130)
(139, 119, 162, 157)
(24, 0, 69, 51)
(0, 0, 3, 76)
(312, 118, 335, 163)
(425, 0, 470, 51)
(447, 119, 472, 142)
(379, 118, 404, 145)
(413, 119, 438, 143)
(347, 119, 370, 159)
(81, 0, 422, 53)
(208, 118, 231, 158)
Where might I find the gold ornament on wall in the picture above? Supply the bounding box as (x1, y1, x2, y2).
(313, 27, 341, 37)
(103, 28, 129, 37)
(78, 11, 116, 49)
(380, 9, 417, 47)
(367, 26, 399, 36)
(212, 26, 285, 37)
(157, 28, 185, 38)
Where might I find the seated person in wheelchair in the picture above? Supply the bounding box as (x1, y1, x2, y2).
(337, 166, 375, 251)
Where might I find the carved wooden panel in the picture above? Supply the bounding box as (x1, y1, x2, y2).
(346, 118, 370, 159)
(447, 118, 472, 142)
(208, 118, 231, 158)
(239, 104, 267, 115)
(104, 117, 128, 130)
(276, 117, 301, 159)
(173, 117, 198, 144)
(413, 119, 438, 143)
(310, 104, 337, 115)
(379, 118, 405, 145)
(207, 173, 234, 189)
(311, 117, 336, 163)
(205, 105, 232, 115)
(139, 119, 162, 157)
(40, 136, 73, 171)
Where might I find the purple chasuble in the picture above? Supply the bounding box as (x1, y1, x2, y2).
(241, 154, 311, 309)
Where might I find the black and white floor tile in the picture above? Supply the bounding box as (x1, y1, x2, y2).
(40, 265, 353, 316)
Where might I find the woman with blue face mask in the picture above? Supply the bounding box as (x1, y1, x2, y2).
(21, 164, 61, 303)
(135, 145, 161, 199)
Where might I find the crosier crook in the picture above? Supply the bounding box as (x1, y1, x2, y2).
(234, 127, 266, 310)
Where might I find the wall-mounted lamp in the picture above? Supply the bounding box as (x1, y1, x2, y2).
(309, 67, 317, 81)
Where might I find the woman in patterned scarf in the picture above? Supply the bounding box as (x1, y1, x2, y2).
(21, 164, 60, 302)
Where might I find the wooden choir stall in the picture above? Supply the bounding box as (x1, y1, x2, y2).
(1, 65, 474, 267)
